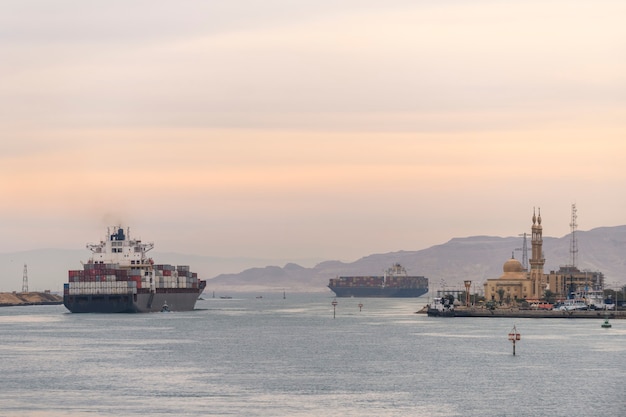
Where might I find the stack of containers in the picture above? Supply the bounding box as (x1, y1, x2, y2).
(64, 263, 201, 295)
(154, 264, 180, 289)
(151, 264, 199, 289)
(328, 276, 384, 288)
(66, 263, 138, 295)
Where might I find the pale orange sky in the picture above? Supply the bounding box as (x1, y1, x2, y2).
(1, 1, 625, 266)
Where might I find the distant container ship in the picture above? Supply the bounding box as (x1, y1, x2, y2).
(328, 263, 428, 297)
(63, 227, 206, 313)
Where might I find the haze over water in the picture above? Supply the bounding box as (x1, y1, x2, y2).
(2, 293, 625, 416)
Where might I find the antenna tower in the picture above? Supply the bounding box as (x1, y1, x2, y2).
(569, 203, 578, 268)
(22, 264, 29, 293)
(515, 233, 529, 271)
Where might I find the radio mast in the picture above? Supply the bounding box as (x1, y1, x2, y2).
(22, 264, 29, 293)
(515, 233, 529, 271)
(569, 204, 578, 268)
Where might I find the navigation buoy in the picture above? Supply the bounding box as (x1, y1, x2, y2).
(358, 303, 363, 312)
(331, 299, 338, 319)
(508, 325, 521, 355)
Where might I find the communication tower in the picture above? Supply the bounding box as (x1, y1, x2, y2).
(22, 264, 29, 293)
(515, 233, 529, 271)
(569, 204, 578, 268)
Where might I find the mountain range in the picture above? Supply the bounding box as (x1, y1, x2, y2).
(2, 225, 625, 294)
(207, 225, 626, 293)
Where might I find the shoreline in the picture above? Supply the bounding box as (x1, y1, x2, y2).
(0, 292, 63, 308)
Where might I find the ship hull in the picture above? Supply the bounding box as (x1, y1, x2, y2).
(63, 289, 203, 313)
(328, 286, 428, 298)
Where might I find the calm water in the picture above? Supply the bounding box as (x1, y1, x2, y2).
(1, 293, 625, 416)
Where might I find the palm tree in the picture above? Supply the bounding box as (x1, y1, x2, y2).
(497, 288, 505, 305)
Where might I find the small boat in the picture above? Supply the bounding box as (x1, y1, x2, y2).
(601, 316, 612, 328)
(426, 296, 455, 317)
(219, 296, 232, 299)
(555, 299, 588, 311)
(160, 302, 170, 313)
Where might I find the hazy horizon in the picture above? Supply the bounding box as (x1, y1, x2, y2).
(2, 1, 625, 265)
(3, 223, 626, 294)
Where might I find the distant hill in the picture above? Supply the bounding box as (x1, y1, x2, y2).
(2, 225, 625, 293)
(207, 225, 626, 293)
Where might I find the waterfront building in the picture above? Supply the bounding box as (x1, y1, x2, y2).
(546, 266, 605, 299)
(484, 256, 532, 304)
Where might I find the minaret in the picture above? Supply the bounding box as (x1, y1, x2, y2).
(529, 208, 546, 297)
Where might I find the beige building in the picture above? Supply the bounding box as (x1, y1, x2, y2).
(484, 208, 546, 303)
(484, 256, 533, 303)
(546, 266, 605, 299)
(484, 211, 548, 304)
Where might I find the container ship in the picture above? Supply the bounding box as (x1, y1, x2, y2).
(328, 263, 428, 297)
(63, 227, 206, 313)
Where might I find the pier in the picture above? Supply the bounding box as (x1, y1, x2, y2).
(418, 305, 626, 319)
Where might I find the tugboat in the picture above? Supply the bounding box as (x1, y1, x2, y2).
(426, 296, 455, 317)
(63, 226, 206, 313)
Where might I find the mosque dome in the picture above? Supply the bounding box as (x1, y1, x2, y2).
(503, 258, 524, 273)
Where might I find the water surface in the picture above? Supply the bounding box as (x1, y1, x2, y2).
(1, 293, 624, 416)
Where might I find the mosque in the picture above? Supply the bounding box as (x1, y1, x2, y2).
(483, 208, 605, 304)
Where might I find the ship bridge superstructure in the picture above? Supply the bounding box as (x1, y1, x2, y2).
(87, 226, 154, 267)
(385, 263, 408, 278)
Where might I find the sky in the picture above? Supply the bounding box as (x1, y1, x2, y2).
(1, 0, 625, 266)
